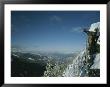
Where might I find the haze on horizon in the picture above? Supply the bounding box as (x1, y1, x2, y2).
(11, 11, 100, 54)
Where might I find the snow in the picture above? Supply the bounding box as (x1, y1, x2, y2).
(62, 49, 87, 77)
(89, 22, 100, 32)
(63, 50, 100, 77)
(13, 54, 19, 58)
(97, 37, 100, 44)
(89, 22, 100, 45)
(28, 58, 34, 61)
(90, 54, 100, 69)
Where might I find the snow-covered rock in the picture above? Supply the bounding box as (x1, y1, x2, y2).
(63, 51, 100, 77)
(90, 54, 100, 69)
(62, 22, 100, 77)
(97, 37, 100, 45)
(89, 22, 100, 32)
(63, 49, 87, 77)
(89, 22, 100, 45)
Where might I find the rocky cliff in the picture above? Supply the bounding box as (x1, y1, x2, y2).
(63, 22, 100, 77)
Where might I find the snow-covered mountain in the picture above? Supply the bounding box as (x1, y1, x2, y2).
(63, 49, 87, 77)
(63, 22, 100, 77)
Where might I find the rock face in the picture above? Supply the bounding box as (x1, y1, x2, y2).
(63, 22, 100, 77)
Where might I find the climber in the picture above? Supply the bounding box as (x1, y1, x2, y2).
(83, 28, 100, 69)
(94, 28, 100, 43)
(83, 28, 99, 55)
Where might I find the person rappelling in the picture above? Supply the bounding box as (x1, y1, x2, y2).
(83, 27, 100, 73)
(83, 28, 99, 55)
(83, 22, 100, 76)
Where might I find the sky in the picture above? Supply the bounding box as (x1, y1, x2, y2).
(11, 11, 100, 53)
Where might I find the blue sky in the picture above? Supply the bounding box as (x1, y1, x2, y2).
(11, 11, 100, 53)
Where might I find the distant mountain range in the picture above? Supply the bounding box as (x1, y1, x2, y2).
(11, 51, 77, 77)
(11, 52, 48, 77)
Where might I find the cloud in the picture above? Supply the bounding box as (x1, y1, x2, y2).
(71, 27, 86, 33)
(50, 15, 62, 22)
